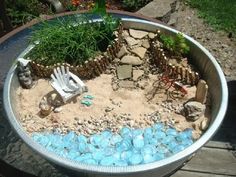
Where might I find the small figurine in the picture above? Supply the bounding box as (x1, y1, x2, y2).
(17, 60, 34, 89)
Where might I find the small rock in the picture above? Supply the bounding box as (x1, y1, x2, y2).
(117, 65, 132, 79)
(129, 29, 148, 39)
(113, 58, 120, 63)
(112, 83, 119, 91)
(105, 107, 114, 112)
(125, 36, 139, 46)
(119, 81, 135, 88)
(200, 119, 208, 131)
(131, 47, 147, 59)
(133, 70, 144, 81)
(120, 55, 143, 66)
(183, 101, 206, 121)
(117, 45, 129, 58)
(142, 39, 150, 49)
(122, 30, 129, 38)
(148, 32, 156, 39)
(195, 80, 208, 104)
(54, 107, 62, 113)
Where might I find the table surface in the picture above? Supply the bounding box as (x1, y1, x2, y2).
(0, 14, 235, 177)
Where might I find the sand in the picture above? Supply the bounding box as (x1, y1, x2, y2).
(15, 73, 210, 140)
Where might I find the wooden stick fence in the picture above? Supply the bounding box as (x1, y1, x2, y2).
(150, 39, 200, 86)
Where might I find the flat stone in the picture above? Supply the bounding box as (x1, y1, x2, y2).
(148, 32, 156, 39)
(131, 47, 147, 59)
(117, 65, 132, 80)
(117, 45, 129, 58)
(195, 80, 208, 104)
(142, 39, 150, 49)
(120, 55, 143, 66)
(137, 0, 176, 21)
(183, 101, 206, 121)
(125, 36, 139, 46)
(129, 29, 148, 39)
(133, 70, 144, 81)
(119, 81, 135, 88)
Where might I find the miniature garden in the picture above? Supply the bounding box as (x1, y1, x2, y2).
(13, 0, 212, 167)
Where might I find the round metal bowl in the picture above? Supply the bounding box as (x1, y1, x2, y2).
(3, 12, 228, 177)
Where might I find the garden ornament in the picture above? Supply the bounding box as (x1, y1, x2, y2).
(17, 58, 34, 89)
(50, 66, 88, 102)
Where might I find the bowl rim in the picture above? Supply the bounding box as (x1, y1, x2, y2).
(3, 12, 228, 174)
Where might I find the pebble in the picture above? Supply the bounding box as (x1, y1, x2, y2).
(54, 107, 62, 113)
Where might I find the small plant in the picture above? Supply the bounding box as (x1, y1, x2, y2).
(159, 33, 190, 56)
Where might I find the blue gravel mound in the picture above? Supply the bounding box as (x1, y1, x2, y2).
(32, 123, 193, 166)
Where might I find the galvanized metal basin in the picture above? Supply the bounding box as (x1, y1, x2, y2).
(3, 13, 228, 177)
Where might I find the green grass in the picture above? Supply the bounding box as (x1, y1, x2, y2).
(27, 15, 120, 66)
(188, 0, 236, 34)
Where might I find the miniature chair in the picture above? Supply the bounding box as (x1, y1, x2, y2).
(50, 66, 88, 103)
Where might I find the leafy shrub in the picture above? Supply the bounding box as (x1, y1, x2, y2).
(159, 33, 190, 56)
(27, 15, 120, 66)
(5, 0, 52, 26)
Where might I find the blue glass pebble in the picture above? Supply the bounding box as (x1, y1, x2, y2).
(120, 127, 132, 137)
(128, 153, 143, 165)
(166, 128, 178, 136)
(132, 129, 144, 137)
(100, 156, 116, 166)
(83, 95, 94, 100)
(32, 122, 196, 166)
(92, 150, 104, 161)
(154, 153, 165, 161)
(143, 154, 156, 164)
(153, 123, 164, 131)
(172, 145, 186, 153)
(110, 134, 123, 145)
(77, 135, 87, 143)
(114, 160, 128, 167)
(103, 147, 115, 156)
(154, 131, 166, 140)
(133, 135, 145, 149)
(120, 150, 133, 161)
(89, 134, 103, 146)
(144, 127, 153, 139)
(141, 145, 156, 155)
(82, 158, 97, 165)
(116, 139, 132, 152)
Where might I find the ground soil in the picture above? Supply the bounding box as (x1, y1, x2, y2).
(175, 2, 236, 80)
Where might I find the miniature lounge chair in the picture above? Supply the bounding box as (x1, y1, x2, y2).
(50, 66, 88, 103)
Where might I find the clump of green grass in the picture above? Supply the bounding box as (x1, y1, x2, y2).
(27, 15, 120, 66)
(188, 0, 236, 35)
(160, 33, 190, 56)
